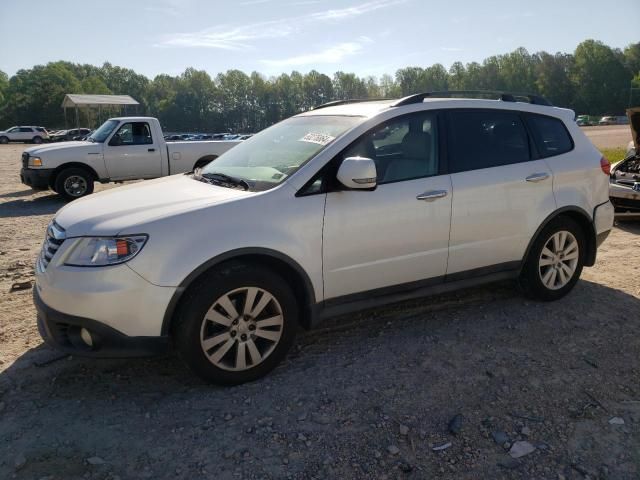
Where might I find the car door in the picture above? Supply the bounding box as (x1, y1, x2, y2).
(445, 109, 556, 277)
(18, 127, 34, 141)
(103, 121, 162, 179)
(322, 111, 452, 300)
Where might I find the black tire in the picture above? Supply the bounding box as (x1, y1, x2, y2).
(174, 263, 299, 385)
(54, 167, 94, 200)
(519, 216, 586, 301)
(0, 136, 8, 144)
(32, 136, 43, 144)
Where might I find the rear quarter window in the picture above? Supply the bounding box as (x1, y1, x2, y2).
(526, 114, 573, 158)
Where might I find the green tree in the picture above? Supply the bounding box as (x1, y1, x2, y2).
(572, 39, 632, 114)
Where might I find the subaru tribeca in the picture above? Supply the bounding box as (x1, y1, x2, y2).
(34, 91, 614, 385)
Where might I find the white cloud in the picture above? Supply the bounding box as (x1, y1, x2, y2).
(311, 0, 406, 21)
(158, 0, 406, 50)
(158, 20, 295, 50)
(261, 37, 372, 67)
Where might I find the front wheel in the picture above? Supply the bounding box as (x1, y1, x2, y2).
(54, 168, 94, 200)
(0, 136, 8, 144)
(174, 264, 298, 385)
(519, 217, 586, 301)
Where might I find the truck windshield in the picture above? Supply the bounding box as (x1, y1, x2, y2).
(200, 115, 363, 191)
(88, 119, 119, 143)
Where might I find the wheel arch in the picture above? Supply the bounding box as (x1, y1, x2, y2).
(49, 162, 99, 188)
(521, 206, 597, 270)
(162, 248, 317, 335)
(193, 155, 218, 170)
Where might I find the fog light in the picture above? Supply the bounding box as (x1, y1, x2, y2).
(80, 328, 93, 347)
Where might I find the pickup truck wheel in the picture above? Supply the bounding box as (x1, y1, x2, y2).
(519, 217, 585, 301)
(0, 136, 8, 144)
(55, 168, 94, 200)
(174, 264, 298, 385)
(32, 136, 43, 144)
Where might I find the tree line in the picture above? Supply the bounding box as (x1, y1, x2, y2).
(0, 39, 638, 133)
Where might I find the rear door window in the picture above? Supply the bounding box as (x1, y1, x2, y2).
(525, 114, 573, 157)
(448, 110, 530, 173)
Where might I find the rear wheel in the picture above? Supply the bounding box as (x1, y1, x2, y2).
(54, 168, 94, 200)
(32, 136, 43, 144)
(174, 264, 298, 385)
(519, 217, 585, 301)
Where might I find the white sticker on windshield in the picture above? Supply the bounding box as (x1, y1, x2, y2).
(299, 132, 335, 146)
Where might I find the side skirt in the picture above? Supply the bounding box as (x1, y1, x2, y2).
(314, 261, 521, 324)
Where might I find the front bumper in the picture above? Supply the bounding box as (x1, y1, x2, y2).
(609, 182, 640, 213)
(35, 288, 169, 357)
(21, 167, 53, 189)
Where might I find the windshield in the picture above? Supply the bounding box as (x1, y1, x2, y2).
(200, 115, 362, 191)
(88, 119, 119, 143)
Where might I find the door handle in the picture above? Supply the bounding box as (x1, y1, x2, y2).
(148, 148, 156, 152)
(416, 190, 448, 201)
(525, 172, 549, 182)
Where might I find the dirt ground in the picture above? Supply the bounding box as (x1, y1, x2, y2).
(0, 131, 639, 480)
(582, 125, 632, 150)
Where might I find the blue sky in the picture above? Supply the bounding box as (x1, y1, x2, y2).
(1, 0, 638, 79)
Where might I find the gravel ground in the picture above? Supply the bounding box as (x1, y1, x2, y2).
(581, 125, 632, 150)
(0, 142, 639, 480)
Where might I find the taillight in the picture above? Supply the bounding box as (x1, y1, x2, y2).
(600, 156, 611, 175)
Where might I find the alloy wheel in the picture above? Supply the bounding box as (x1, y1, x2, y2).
(63, 175, 88, 197)
(200, 286, 284, 371)
(538, 230, 579, 290)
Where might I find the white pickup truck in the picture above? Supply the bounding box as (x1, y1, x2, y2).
(20, 116, 241, 199)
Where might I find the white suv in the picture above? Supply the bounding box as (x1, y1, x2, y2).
(34, 92, 614, 384)
(0, 126, 49, 144)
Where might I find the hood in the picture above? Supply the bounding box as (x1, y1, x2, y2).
(55, 174, 252, 237)
(25, 141, 99, 157)
(627, 108, 640, 151)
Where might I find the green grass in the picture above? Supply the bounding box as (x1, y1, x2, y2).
(600, 147, 627, 163)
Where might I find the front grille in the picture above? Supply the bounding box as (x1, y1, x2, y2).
(38, 221, 66, 271)
(22, 152, 29, 168)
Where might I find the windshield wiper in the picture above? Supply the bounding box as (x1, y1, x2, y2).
(201, 172, 250, 191)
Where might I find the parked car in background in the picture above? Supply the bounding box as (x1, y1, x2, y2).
(609, 107, 640, 216)
(32, 92, 614, 384)
(599, 116, 617, 125)
(0, 126, 49, 144)
(576, 115, 595, 126)
(20, 116, 241, 200)
(51, 128, 92, 142)
(598, 115, 629, 126)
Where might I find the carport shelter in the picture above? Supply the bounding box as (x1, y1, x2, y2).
(61, 94, 140, 128)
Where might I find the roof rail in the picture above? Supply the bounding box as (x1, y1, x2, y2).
(391, 90, 553, 107)
(312, 98, 385, 110)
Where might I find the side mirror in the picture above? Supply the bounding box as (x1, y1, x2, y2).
(336, 157, 377, 190)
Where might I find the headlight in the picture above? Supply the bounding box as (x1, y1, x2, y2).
(28, 157, 42, 167)
(64, 235, 148, 267)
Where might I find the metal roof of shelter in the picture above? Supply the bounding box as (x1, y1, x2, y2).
(61, 94, 139, 108)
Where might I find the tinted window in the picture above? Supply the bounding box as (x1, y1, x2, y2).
(448, 110, 530, 173)
(344, 111, 439, 184)
(110, 122, 153, 146)
(19, 127, 33, 132)
(526, 114, 573, 157)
